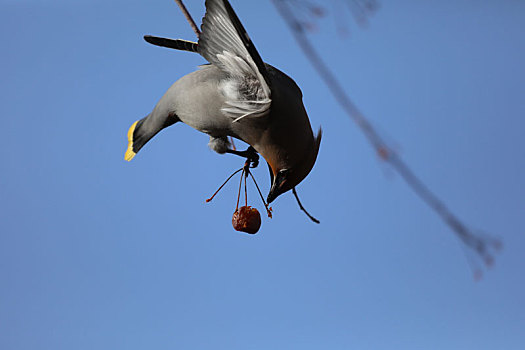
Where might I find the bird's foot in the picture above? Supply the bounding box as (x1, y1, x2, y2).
(226, 146, 259, 168)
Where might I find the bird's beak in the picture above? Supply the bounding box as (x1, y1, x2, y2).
(267, 181, 279, 204)
(266, 162, 277, 203)
(267, 165, 286, 204)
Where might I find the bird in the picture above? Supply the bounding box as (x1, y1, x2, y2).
(125, 0, 321, 205)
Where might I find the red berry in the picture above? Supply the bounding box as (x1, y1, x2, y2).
(232, 206, 261, 234)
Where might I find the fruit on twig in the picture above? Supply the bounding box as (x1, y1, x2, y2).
(206, 157, 270, 234)
(232, 206, 261, 234)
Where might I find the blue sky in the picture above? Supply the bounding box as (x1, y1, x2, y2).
(1, 0, 524, 349)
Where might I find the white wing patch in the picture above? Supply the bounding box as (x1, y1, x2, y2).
(217, 51, 271, 123)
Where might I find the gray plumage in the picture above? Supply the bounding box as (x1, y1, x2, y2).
(125, 0, 321, 203)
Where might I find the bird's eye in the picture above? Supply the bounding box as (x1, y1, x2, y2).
(279, 169, 289, 174)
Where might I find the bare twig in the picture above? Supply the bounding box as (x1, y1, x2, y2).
(175, 0, 500, 275)
(247, 170, 273, 218)
(293, 188, 320, 224)
(206, 167, 243, 202)
(236, 166, 244, 210)
(174, 0, 201, 38)
(229, 136, 237, 151)
(272, 0, 500, 276)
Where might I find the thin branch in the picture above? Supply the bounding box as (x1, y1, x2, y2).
(272, 0, 500, 274)
(174, 0, 201, 38)
(293, 188, 320, 224)
(247, 169, 273, 218)
(206, 167, 244, 202)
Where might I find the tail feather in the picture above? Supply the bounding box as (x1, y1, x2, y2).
(125, 118, 151, 161)
(124, 120, 140, 161)
(124, 113, 178, 161)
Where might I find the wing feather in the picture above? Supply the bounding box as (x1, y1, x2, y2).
(198, 0, 271, 122)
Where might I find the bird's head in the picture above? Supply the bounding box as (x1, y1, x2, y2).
(265, 127, 322, 203)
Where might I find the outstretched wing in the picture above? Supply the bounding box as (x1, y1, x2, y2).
(198, 0, 271, 122)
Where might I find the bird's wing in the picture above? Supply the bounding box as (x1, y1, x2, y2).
(198, 0, 271, 122)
